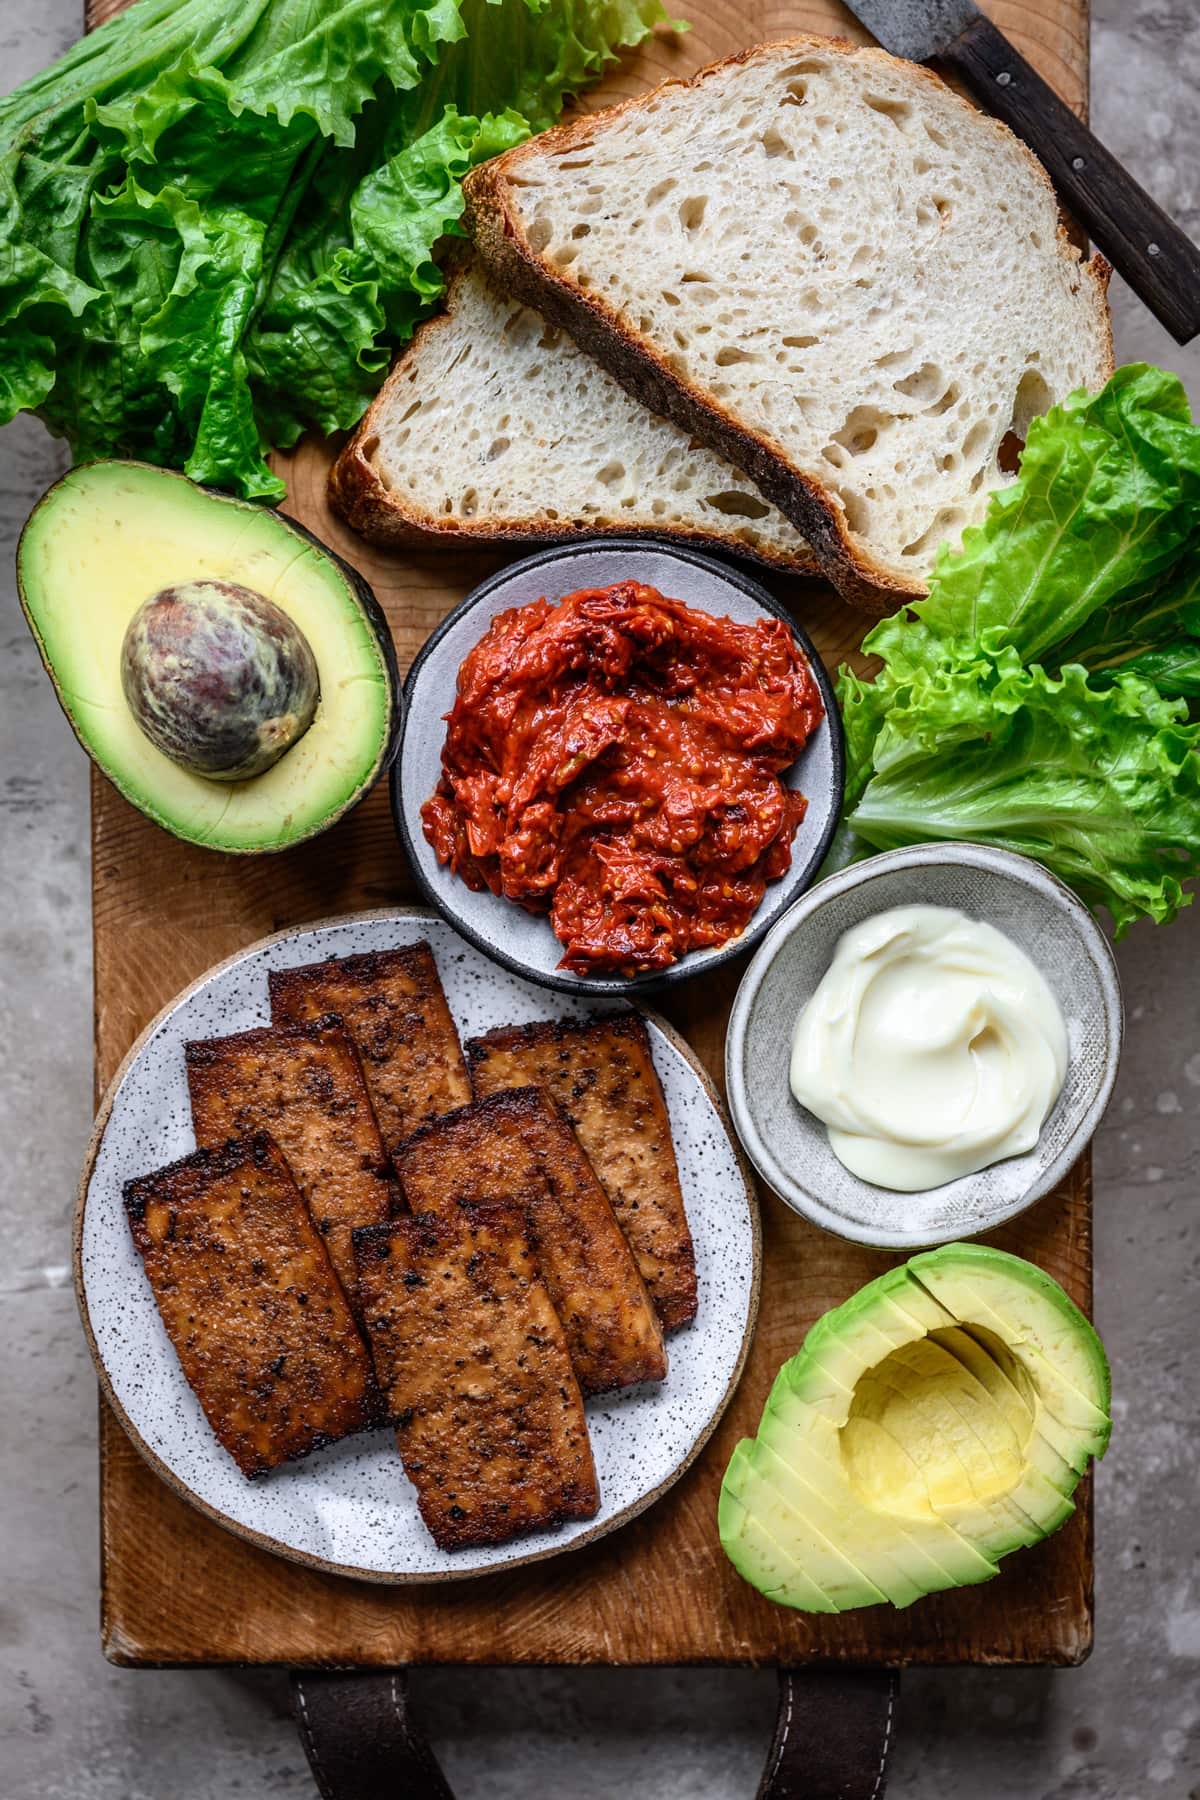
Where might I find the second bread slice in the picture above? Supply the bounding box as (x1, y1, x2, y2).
(330, 259, 814, 572)
(464, 36, 1113, 609)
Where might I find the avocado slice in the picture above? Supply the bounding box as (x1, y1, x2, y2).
(845, 1352, 1040, 1558)
(909, 1246, 1111, 1450)
(757, 1417, 997, 1604)
(726, 1442, 891, 1612)
(720, 1244, 1110, 1613)
(761, 1382, 999, 1591)
(763, 1303, 1009, 1596)
(883, 1272, 1089, 1486)
(718, 1448, 843, 1613)
(933, 1326, 1080, 1490)
(857, 1346, 1074, 1550)
(17, 462, 399, 853)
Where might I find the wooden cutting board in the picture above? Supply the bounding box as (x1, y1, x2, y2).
(87, 0, 1095, 1667)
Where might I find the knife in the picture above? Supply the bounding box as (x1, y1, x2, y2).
(839, 0, 1200, 345)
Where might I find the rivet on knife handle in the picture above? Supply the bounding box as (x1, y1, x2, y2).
(942, 11, 1200, 345)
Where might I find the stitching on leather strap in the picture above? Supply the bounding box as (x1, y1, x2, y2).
(765, 1671, 794, 1793)
(293, 1681, 336, 1800)
(392, 1670, 450, 1793)
(869, 1674, 898, 1800)
(391, 1673, 421, 1773)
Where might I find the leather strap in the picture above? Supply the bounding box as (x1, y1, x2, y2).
(290, 1665, 898, 1799)
(757, 1669, 899, 1800)
(290, 1671, 455, 1800)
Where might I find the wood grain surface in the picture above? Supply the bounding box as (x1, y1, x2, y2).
(85, 0, 1095, 1666)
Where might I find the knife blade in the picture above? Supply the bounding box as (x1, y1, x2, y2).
(841, 0, 1200, 345)
(841, 0, 979, 64)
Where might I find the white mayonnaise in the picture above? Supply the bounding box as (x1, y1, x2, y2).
(789, 904, 1068, 1192)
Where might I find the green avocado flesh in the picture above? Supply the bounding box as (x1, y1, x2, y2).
(18, 462, 395, 853)
(720, 1244, 1111, 1613)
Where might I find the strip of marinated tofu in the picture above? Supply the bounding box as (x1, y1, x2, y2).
(186, 1017, 395, 1312)
(269, 942, 471, 1159)
(354, 1205, 599, 1550)
(125, 1136, 379, 1477)
(466, 1014, 697, 1330)
(394, 1087, 666, 1394)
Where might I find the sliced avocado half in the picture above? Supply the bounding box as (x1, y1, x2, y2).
(18, 461, 399, 853)
(720, 1244, 1110, 1613)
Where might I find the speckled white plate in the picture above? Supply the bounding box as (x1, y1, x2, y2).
(392, 539, 844, 997)
(75, 909, 759, 1583)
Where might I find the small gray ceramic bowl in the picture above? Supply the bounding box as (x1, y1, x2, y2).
(393, 539, 843, 996)
(725, 843, 1123, 1249)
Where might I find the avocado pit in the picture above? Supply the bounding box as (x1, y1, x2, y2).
(120, 578, 320, 782)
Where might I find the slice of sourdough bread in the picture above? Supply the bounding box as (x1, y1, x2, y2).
(330, 260, 815, 571)
(464, 35, 1114, 610)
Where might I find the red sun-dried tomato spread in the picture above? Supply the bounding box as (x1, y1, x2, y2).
(421, 581, 824, 975)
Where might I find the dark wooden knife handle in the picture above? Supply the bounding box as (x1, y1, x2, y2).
(290, 1666, 899, 1799)
(941, 11, 1200, 345)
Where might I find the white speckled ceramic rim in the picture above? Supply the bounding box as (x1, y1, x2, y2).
(75, 908, 761, 1584)
(391, 537, 845, 998)
(725, 844, 1124, 1251)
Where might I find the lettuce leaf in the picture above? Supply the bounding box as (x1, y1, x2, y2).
(861, 363, 1200, 682)
(849, 653, 1200, 933)
(0, 0, 676, 497)
(245, 105, 528, 450)
(1052, 550, 1200, 698)
(839, 364, 1200, 931)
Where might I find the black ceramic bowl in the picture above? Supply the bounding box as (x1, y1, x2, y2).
(391, 539, 844, 996)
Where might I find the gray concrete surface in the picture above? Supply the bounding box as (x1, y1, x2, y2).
(1, 2, 1197, 1795)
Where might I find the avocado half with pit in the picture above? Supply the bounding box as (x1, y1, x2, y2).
(17, 461, 399, 853)
(719, 1243, 1111, 1612)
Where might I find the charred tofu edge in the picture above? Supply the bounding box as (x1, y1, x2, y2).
(184, 1014, 400, 1309)
(122, 1131, 278, 1221)
(123, 1133, 383, 1472)
(352, 1208, 601, 1549)
(465, 1011, 698, 1331)
(465, 1008, 649, 1069)
(267, 942, 466, 1063)
(267, 942, 472, 1139)
(269, 941, 442, 1005)
(183, 1013, 394, 1173)
(392, 1083, 548, 1160)
(392, 1087, 669, 1391)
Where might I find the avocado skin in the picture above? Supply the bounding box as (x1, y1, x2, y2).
(277, 508, 402, 782)
(719, 1243, 1110, 1614)
(17, 462, 402, 855)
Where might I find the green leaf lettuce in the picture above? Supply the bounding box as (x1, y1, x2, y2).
(839, 363, 1200, 931)
(0, 0, 678, 497)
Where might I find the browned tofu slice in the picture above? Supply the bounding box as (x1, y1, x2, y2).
(354, 1206, 599, 1550)
(466, 1014, 697, 1331)
(394, 1087, 666, 1395)
(124, 1136, 379, 1478)
(186, 1018, 395, 1311)
(268, 942, 471, 1159)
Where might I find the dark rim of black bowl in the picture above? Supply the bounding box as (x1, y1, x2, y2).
(390, 537, 846, 995)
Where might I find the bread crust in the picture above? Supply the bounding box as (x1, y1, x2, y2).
(464, 34, 1114, 613)
(328, 270, 819, 578)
